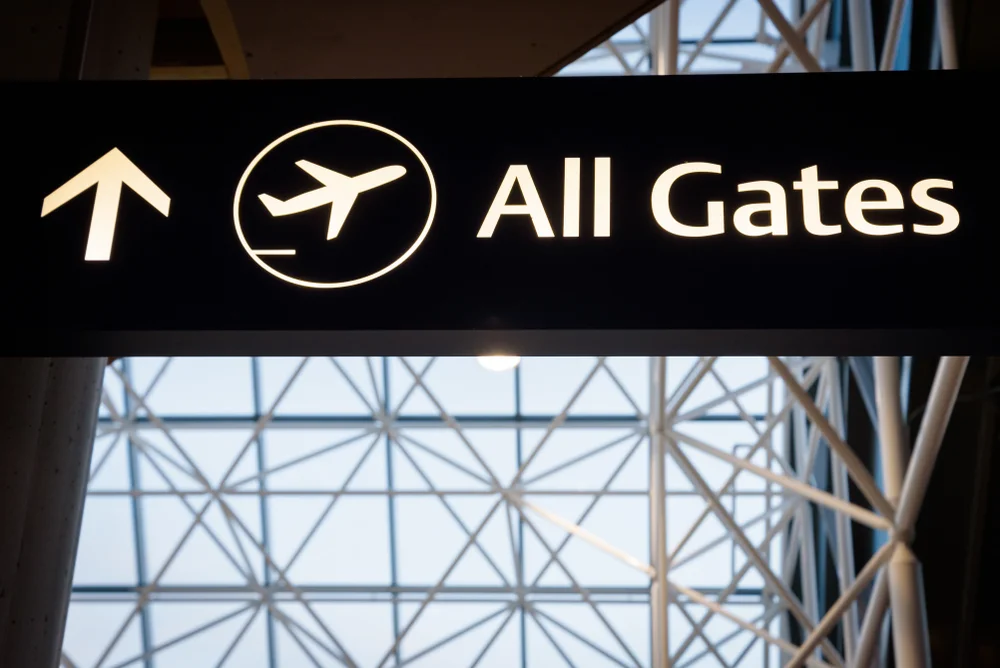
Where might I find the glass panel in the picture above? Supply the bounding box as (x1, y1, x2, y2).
(87, 432, 131, 490)
(148, 602, 261, 667)
(72, 497, 137, 585)
(260, 356, 382, 416)
(392, 356, 516, 416)
(266, 495, 391, 584)
(263, 428, 384, 491)
(398, 602, 514, 666)
(311, 602, 396, 667)
(523, 494, 649, 587)
(98, 360, 126, 419)
(130, 357, 255, 416)
(521, 427, 645, 491)
(683, 0, 763, 40)
(534, 602, 649, 667)
(141, 494, 261, 585)
(520, 357, 642, 416)
(63, 602, 144, 668)
(392, 428, 514, 490)
(395, 495, 513, 585)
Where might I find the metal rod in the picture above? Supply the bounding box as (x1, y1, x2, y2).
(847, 0, 876, 70)
(649, 356, 669, 668)
(681, 0, 740, 73)
(651, 0, 680, 75)
(666, 427, 891, 531)
(888, 357, 969, 668)
(669, 583, 836, 668)
(766, 0, 832, 72)
(668, 441, 845, 667)
(787, 541, 896, 666)
(517, 498, 653, 576)
(828, 363, 859, 661)
(769, 357, 895, 520)
(756, 0, 823, 71)
(895, 356, 969, 532)
(880, 0, 909, 70)
(936, 0, 958, 68)
(854, 570, 890, 668)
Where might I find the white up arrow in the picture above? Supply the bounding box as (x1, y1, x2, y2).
(41, 148, 171, 261)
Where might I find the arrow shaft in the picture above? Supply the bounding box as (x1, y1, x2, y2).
(85, 179, 123, 262)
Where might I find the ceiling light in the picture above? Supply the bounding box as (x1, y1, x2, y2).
(477, 355, 521, 372)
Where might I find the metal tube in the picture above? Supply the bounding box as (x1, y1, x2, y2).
(874, 357, 908, 504)
(854, 571, 890, 668)
(757, 0, 823, 71)
(828, 364, 858, 661)
(936, 0, 958, 68)
(880, 0, 909, 71)
(880, 356, 968, 668)
(766, 0, 832, 72)
(888, 545, 932, 668)
(651, 0, 680, 75)
(847, 0, 877, 70)
(895, 356, 968, 532)
(769, 357, 895, 520)
(650, 357, 670, 667)
(787, 541, 896, 666)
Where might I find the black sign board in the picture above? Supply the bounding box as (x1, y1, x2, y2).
(3, 71, 997, 355)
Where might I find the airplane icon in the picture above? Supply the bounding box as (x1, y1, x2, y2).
(258, 160, 406, 240)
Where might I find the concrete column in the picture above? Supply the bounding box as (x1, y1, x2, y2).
(0, 1, 156, 665)
(0, 358, 106, 668)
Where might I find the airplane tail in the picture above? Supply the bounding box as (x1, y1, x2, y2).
(258, 193, 292, 216)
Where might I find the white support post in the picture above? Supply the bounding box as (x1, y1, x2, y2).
(879, 0, 909, 71)
(896, 356, 970, 532)
(791, 359, 820, 660)
(847, 0, 877, 70)
(650, 357, 670, 667)
(936, 0, 958, 69)
(877, 356, 969, 668)
(887, 545, 932, 668)
(757, 0, 823, 72)
(779, 367, 794, 666)
(766, 0, 832, 73)
(828, 363, 859, 662)
(855, 571, 890, 668)
(651, 0, 680, 75)
(806, 0, 832, 60)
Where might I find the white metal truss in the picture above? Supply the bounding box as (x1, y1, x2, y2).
(61, 2, 965, 667)
(64, 355, 968, 667)
(562, 0, 951, 76)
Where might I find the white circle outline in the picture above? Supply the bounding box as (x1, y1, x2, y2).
(233, 120, 437, 289)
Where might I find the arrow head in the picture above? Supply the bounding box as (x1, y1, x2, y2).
(40, 148, 170, 262)
(41, 148, 170, 218)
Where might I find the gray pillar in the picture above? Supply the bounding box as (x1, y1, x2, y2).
(0, 358, 106, 668)
(0, 4, 104, 666)
(0, 1, 156, 665)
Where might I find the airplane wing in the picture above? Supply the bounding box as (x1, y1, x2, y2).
(295, 159, 351, 186)
(326, 191, 359, 239)
(257, 159, 350, 217)
(257, 160, 399, 239)
(259, 188, 331, 217)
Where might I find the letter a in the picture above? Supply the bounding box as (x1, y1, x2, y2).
(477, 165, 555, 238)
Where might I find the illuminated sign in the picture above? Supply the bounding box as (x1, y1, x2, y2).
(40, 148, 170, 261)
(649, 164, 958, 238)
(234, 119, 437, 289)
(2, 71, 996, 355)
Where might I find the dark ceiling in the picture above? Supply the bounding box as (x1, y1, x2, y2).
(150, 0, 663, 78)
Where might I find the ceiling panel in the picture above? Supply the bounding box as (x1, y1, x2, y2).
(226, 0, 661, 78)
